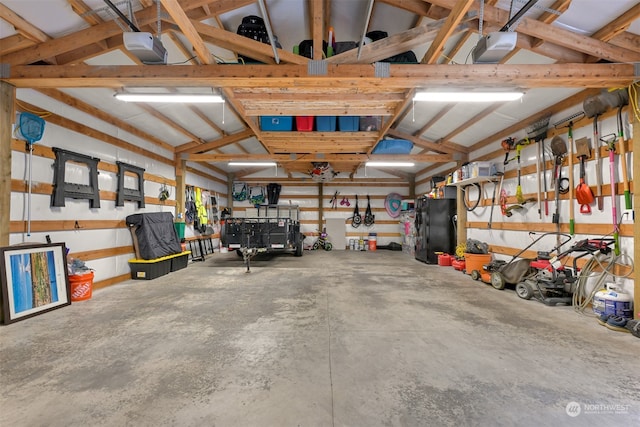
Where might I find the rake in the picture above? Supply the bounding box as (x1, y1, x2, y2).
(526, 115, 551, 219)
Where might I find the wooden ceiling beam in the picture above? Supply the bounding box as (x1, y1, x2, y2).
(440, 103, 502, 142)
(438, 30, 472, 64)
(327, 12, 474, 64)
(36, 88, 175, 152)
(160, 0, 214, 64)
(312, 0, 324, 60)
(190, 19, 307, 65)
(167, 30, 200, 64)
(530, 0, 572, 49)
(421, 0, 475, 64)
(136, 104, 205, 144)
(385, 128, 469, 155)
(187, 153, 454, 163)
(414, 104, 455, 137)
(178, 129, 254, 154)
(585, 3, 640, 63)
(0, 34, 35, 56)
(426, 0, 640, 63)
(221, 87, 272, 155)
(468, 88, 601, 153)
(4, 63, 635, 89)
(608, 31, 640, 52)
(591, 3, 640, 42)
(67, 0, 109, 50)
(0, 3, 49, 43)
(0, 0, 221, 65)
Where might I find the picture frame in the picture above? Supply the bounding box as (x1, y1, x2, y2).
(0, 242, 71, 324)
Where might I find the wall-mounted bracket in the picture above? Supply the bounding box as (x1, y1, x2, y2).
(116, 161, 145, 208)
(51, 147, 101, 208)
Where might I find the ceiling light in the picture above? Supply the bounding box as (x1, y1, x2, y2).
(114, 93, 225, 103)
(228, 162, 277, 167)
(365, 161, 415, 167)
(413, 91, 523, 102)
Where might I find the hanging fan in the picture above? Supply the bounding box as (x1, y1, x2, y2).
(18, 112, 46, 237)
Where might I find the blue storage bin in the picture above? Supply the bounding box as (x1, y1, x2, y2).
(338, 116, 359, 132)
(372, 139, 414, 154)
(316, 116, 337, 131)
(261, 116, 293, 131)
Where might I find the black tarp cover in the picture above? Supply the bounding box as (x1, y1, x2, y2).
(126, 212, 182, 260)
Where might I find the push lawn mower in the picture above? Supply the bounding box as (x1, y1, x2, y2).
(515, 237, 616, 306)
(484, 232, 572, 291)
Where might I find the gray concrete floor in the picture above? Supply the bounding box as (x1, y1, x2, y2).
(1, 250, 638, 427)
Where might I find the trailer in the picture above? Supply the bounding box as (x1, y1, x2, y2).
(220, 204, 304, 271)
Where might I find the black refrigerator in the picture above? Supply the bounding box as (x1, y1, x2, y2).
(414, 196, 457, 264)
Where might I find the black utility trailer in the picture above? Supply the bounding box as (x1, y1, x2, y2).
(220, 204, 304, 271)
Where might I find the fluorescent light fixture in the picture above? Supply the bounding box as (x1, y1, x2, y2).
(365, 161, 415, 167)
(228, 162, 277, 167)
(413, 91, 523, 102)
(114, 93, 225, 103)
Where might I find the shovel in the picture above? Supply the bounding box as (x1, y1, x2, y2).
(549, 135, 567, 243)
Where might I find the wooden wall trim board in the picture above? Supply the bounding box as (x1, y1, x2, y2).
(466, 221, 634, 238)
(10, 219, 126, 233)
(300, 219, 400, 226)
(346, 232, 401, 238)
(93, 273, 132, 290)
(69, 245, 133, 261)
(240, 179, 408, 186)
(11, 179, 177, 208)
(11, 139, 177, 186)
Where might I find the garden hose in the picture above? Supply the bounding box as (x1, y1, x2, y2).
(462, 183, 481, 212)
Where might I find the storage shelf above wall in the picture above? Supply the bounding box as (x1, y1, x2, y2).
(447, 176, 499, 187)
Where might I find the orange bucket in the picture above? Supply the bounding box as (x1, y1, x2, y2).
(69, 271, 94, 302)
(463, 253, 492, 276)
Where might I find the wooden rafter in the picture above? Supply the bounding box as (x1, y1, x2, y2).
(426, 0, 640, 63)
(0, 34, 35, 56)
(414, 104, 455, 137)
(327, 12, 474, 64)
(386, 128, 468, 155)
(67, 0, 109, 50)
(591, 3, 640, 42)
(530, 0, 572, 49)
(0, 0, 232, 65)
(177, 129, 254, 154)
(36, 88, 175, 152)
(586, 3, 640, 63)
(167, 30, 200, 64)
(421, 0, 475, 64)
(160, 0, 214, 64)
(312, 0, 324, 60)
(136, 104, 205, 144)
(0, 3, 49, 43)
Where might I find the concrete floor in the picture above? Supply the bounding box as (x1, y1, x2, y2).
(1, 250, 638, 427)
